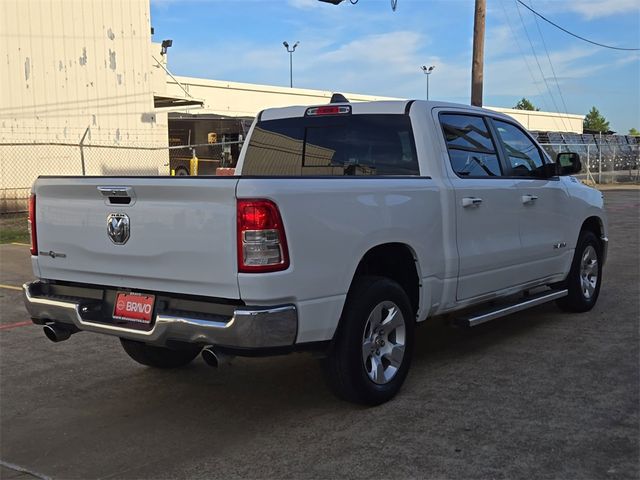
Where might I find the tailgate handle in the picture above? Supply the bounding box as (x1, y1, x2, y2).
(98, 186, 134, 205)
(462, 197, 483, 208)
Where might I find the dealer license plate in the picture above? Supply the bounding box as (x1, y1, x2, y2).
(113, 292, 155, 324)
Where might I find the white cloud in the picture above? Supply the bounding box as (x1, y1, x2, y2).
(485, 47, 596, 97)
(562, 0, 640, 20)
(534, 0, 640, 20)
(315, 31, 423, 67)
(295, 30, 433, 97)
(485, 24, 520, 58)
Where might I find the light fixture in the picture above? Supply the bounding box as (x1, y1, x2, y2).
(161, 39, 173, 56)
(420, 65, 436, 100)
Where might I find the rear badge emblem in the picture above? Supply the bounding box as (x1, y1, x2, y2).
(39, 250, 67, 258)
(107, 213, 130, 245)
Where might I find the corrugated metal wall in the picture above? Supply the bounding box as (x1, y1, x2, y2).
(0, 0, 170, 208)
(0, 0, 167, 145)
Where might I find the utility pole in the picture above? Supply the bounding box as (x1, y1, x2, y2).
(471, 0, 486, 107)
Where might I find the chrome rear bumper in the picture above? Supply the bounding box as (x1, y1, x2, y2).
(23, 281, 297, 348)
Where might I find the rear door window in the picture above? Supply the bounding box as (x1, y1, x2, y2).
(242, 114, 419, 176)
(439, 114, 503, 177)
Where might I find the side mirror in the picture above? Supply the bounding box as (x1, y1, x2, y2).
(556, 152, 581, 176)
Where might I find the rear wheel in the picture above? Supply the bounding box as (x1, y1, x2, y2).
(322, 276, 415, 405)
(174, 166, 189, 176)
(120, 339, 201, 369)
(556, 230, 603, 312)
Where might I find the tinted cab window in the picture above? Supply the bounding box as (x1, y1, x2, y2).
(440, 114, 502, 177)
(242, 114, 419, 176)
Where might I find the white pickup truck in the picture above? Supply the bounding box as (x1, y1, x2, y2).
(23, 98, 608, 405)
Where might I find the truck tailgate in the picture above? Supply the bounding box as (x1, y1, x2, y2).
(33, 177, 240, 299)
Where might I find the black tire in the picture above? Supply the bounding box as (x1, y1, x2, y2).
(175, 166, 189, 176)
(556, 230, 603, 313)
(322, 276, 415, 406)
(120, 339, 201, 369)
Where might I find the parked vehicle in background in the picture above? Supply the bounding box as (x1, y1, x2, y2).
(23, 98, 607, 405)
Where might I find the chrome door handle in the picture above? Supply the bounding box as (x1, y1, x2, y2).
(462, 197, 483, 208)
(521, 194, 538, 204)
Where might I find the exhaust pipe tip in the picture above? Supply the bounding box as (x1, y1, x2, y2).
(43, 324, 72, 343)
(201, 347, 219, 368)
(201, 347, 233, 368)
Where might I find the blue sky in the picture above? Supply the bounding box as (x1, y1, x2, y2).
(151, 0, 640, 133)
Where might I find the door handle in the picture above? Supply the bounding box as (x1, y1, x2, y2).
(521, 194, 538, 204)
(462, 197, 483, 208)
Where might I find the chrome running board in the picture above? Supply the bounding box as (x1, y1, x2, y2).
(458, 289, 568, 327)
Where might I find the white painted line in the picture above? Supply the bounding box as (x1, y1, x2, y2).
(0, 460, 51, 480)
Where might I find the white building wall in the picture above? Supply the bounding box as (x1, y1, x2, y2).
(167, 76, 584, 134)
(0, 0, 169, 210)
(487, 107, 584, 134)
(167, 76, 401, 118)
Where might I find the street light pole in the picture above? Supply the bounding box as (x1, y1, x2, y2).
(282, 41, 299, 88)
(420, 65, 435, 100)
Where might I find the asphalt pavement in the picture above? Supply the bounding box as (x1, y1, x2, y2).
(1, 190, 638, 479)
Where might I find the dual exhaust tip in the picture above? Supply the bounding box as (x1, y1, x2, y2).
(43, 323, 76, 342)
(201, 346, 232, 368)
(42, 324, 231, 368)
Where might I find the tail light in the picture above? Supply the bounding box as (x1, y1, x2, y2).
(28, 194, 38, 255)
(237, 199, 289, 273)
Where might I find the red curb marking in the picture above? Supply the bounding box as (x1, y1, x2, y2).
(0, 321, 33, 331)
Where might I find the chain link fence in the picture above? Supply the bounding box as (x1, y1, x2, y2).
(538, 143, 640, 185)
(167, 141, 243, 176)
(1, 137, 638, 213)
(0, 141, 244, 212)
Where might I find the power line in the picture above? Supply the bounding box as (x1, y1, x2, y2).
(499, 0, 566, 132)
(500, 0, 563, 130)
(529, 0, 571, 119)
(514, 0, 570, 131)
(515, 0, 640, 51)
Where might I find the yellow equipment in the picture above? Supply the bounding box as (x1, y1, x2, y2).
(189, 149, 199, 176)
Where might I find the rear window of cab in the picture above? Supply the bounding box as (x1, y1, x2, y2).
(242, 114, 419, 176)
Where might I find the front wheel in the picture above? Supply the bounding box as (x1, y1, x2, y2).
(322, 276, 415, 405)
(556, 230, 603, 312)
(120, 339, 201, 369)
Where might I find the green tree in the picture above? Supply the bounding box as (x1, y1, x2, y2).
(514, 97, 539, 111)
(583, 107, 610, 133)
(629, 128, 640, 136)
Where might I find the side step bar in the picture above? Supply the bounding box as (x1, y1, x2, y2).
(457, 289, 568, 327)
